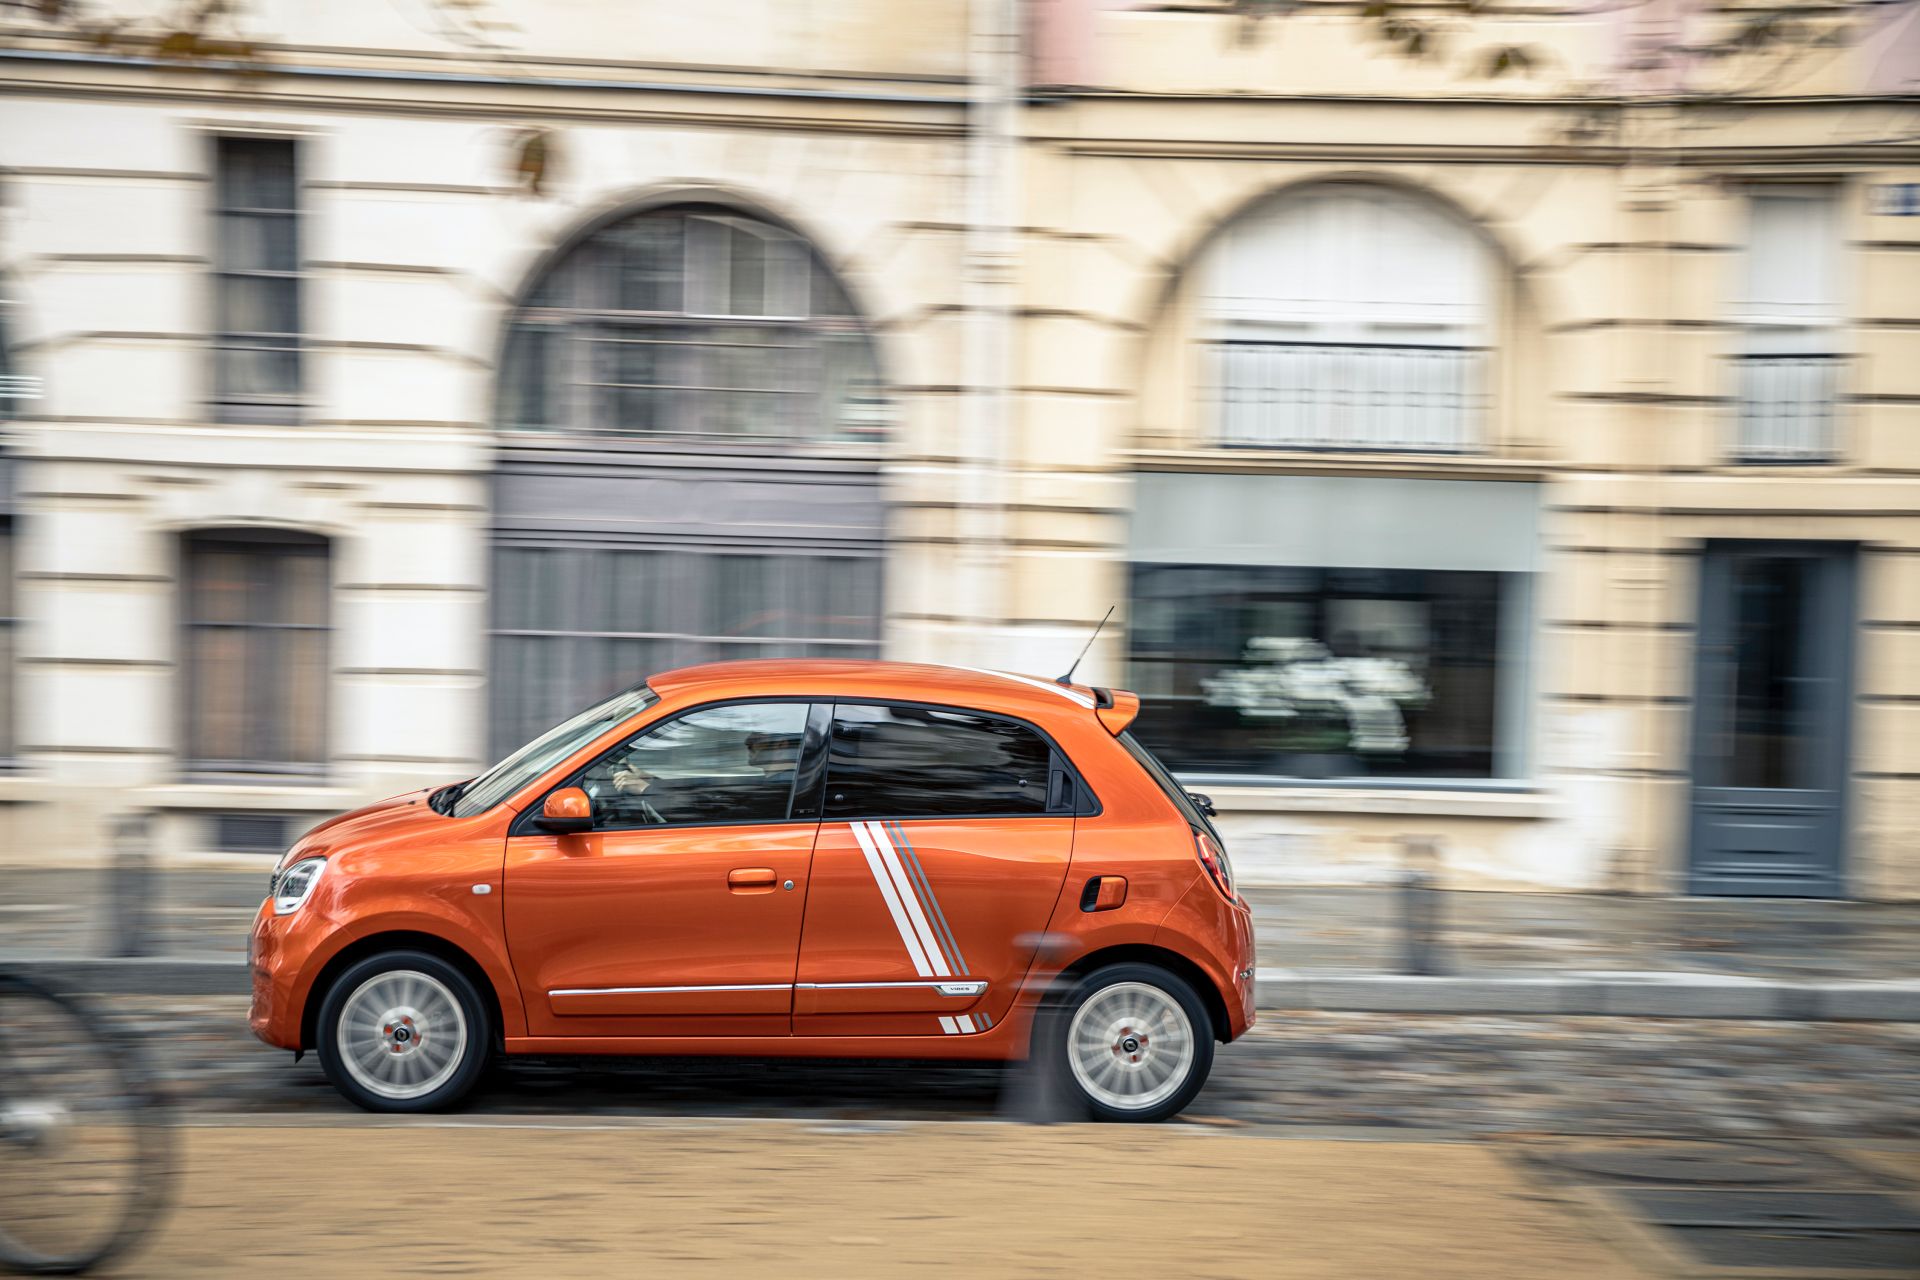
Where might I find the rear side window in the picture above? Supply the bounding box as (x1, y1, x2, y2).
(822, 704, 1052, 819)
(1119, 730, 1218, 838)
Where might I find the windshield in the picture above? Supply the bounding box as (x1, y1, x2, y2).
(450, 685, 660, 818)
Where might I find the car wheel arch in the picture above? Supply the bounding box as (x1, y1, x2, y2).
(299, 930, 506, 1054)
(1046, 943, 1231, 1046)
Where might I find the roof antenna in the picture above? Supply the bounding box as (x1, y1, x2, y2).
(1058, 605, 1114, 687)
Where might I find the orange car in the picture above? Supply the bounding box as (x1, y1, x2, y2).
(249, 660, 1255, 1122)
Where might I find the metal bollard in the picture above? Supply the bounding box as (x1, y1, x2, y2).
(104, 810, 157, 958)
(1398, 834, 1445, 976)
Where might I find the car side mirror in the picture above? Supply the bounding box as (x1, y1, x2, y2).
(1188, 791, 1217, 818)
(536, 786, 594, 834)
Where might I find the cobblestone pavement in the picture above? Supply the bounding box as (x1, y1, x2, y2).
(10, 866, 1920, 981)
(110, 996, 1920, 1139)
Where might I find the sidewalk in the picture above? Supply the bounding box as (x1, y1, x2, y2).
(5, 864, 1919, 1018)
(126, 1120, 1658, 1278)
(1251, 883, 1920, 1019)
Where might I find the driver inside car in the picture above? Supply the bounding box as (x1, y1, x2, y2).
(596, 728, 800, 825)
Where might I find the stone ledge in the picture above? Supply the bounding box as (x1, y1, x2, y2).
(1258, 971, 1920, 1021)
(5, 954, 248, 997)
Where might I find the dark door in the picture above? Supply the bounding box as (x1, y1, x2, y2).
(1688, 543, 1854, 896)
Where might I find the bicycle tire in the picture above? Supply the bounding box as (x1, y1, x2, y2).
(0, 973, 174, 1276)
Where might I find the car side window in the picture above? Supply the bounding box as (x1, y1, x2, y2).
(821, 703, 1052, 819)
(577, 702, 810, 829)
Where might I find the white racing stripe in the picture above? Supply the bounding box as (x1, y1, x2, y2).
(849, 820, 933, 977)
(938, 1016, 959, 1035)
(956, 1015, 976, 1033)
(862, 822, 952, 979)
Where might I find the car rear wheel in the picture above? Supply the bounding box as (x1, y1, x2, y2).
(316, 951, 488, 1113)
(1049, 963, 1214, 1123)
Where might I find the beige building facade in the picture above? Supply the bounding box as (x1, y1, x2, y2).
(1, 1, 1916, 896)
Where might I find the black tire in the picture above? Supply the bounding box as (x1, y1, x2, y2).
(0, 973, 174, 1275)
(1044, 963, 1215, 1124)
(315, 951, 489, 1114)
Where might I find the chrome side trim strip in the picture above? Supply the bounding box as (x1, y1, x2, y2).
(551, 980, 991, 998)
(548, 983, 792, 996)
(796, 981, 987, 997)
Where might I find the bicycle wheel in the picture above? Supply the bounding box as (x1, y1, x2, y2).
(0, 974, 173, 1275)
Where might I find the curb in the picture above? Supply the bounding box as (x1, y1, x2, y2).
(5, 955, 247, 997)
(8, 957, 1920, 1021)
(1254, 970, 1920, 1021)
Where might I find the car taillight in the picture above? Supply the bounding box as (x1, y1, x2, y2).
(1194, 829, 1235, 902)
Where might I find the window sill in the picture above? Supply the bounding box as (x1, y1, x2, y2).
(497, 430, 888, 465)
(1127, 447, 1551, 482)
(0, 772, 44, 805)
(133, 782, 360, 813)
(1195, 782, 1554, 821)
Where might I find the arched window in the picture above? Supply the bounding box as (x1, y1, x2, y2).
(1195, 184, 1496, 452)
(498, 204, 887, 441)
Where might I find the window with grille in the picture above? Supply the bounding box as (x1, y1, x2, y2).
(182, 530, 329, 773)
(0, 291, 32, 409)
(0, 295, 15, 764)
(0, 522, 14, 763)
(212, 137, 302, 422)
(1733, 187, 1843, 462)
(487, 545, 881, 759)
(497, 206, 888, 442)
(1195, 185, 1495, 453)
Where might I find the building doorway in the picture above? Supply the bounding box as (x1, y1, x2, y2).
(1688, 542, 1854, 896)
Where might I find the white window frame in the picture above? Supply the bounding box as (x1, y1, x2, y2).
(1731, 184, 1845, 462)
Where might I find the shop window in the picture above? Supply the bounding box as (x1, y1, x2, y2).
(1128, 563, 1517, 780)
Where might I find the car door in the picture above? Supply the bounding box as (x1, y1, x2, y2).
(504, 699, 821, 1039)
(792, 702, 1079, 1038)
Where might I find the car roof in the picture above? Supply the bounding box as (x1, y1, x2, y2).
(645, 658, 1101, 719)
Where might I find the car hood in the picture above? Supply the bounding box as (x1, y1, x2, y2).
(285, 787, 441, 861)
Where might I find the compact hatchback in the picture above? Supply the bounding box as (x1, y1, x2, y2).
(249, 660, 1255, 1122)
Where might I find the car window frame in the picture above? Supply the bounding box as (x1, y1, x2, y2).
(454, 683, 661, 819)
(805, 698, 1101, 824)
(511, 694, 1103, 836)
(510, 696, 823, 837)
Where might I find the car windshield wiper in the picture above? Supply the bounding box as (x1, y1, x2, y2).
(429, 780, 471, 815)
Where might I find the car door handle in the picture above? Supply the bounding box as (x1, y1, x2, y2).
(728, 868, 778, 893)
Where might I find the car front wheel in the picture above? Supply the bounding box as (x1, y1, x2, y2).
(316, 950, 489, 1113)
(1049, 962, 1214, 1123)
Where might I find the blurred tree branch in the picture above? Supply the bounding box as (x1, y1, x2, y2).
(1219, 0, 1903, 98)
(0, 0, 517, 60)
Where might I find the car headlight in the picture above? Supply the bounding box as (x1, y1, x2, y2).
(272, 857, 327, 916)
